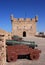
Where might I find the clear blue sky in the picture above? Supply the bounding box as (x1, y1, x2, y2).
(0, 0, 45, 32)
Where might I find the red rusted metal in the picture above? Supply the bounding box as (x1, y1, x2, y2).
(6, 45, 41, 62)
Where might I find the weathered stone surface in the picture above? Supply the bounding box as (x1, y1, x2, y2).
(0, 35, 6, 65)
(11, 15, 38, 37)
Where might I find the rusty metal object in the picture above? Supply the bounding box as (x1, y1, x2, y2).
(6, 35, 41, 62)
(6, 45, 41, 62)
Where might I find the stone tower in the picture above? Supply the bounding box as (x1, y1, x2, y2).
(10, 15, 38, 37)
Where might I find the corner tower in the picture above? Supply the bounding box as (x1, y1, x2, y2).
(10, 15, 38, 37)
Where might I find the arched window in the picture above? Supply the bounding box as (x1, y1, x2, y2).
(23, 31, 26, 37)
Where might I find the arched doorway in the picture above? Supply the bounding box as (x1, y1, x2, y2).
(23, 31, 26, 37)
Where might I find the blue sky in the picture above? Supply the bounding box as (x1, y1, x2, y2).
(0, 0, 45, 32)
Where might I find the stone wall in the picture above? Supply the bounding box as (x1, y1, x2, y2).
(11, 15, 38, 37)
(0, 35, 6, 65)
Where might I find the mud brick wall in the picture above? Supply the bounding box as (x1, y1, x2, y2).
(0, 36, 6, 65)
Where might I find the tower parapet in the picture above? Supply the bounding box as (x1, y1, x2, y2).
(10, 14, 38, 22)
(11, 17, 38, 22)
(10, 14, 14, 21)
(35, 16, 38, 22)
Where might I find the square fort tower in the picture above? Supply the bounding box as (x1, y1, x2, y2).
(10, 15, 38, 37)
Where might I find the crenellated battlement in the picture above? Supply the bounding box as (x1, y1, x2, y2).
(10, 15, 38, 22)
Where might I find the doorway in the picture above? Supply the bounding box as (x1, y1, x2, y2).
(23, 31, 26, 37)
